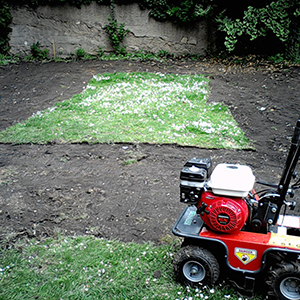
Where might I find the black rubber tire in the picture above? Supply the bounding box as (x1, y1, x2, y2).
(266, 261, 300, 300)
(173, 245, 220, 287)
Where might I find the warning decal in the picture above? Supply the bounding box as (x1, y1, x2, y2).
(183, 210, 196, 226)
(234, 248, 257, 265)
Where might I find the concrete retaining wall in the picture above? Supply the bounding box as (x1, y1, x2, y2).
(9, 3, 211, 57)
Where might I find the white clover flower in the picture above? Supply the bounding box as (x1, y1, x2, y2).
(48, 107, 56, 113)
(93, 75, 110, 81)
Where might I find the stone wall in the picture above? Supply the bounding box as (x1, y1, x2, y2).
(9, 3, 211, 57)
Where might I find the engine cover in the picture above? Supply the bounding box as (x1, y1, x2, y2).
(198, 191, 249, 233)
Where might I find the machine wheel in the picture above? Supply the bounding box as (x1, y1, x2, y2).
(266, 261, 300, 300)
(173, 245, 220, 287)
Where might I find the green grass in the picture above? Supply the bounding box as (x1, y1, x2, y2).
(0, 72, 252, 149)
(0, 236, 258, 300)
(0, 51, 198, 65)
(0, 53, 19, 65)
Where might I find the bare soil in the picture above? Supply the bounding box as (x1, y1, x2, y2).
(1, 59, 300, 244)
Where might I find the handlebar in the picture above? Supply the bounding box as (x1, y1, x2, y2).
(274, 118, 300, 223)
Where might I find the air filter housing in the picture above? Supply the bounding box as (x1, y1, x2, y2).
(207, 163, 255, 198)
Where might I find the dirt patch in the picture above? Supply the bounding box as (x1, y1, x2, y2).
(0, 60, 300, 244)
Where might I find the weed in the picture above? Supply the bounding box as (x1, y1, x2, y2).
(0, 53, 19, 65)
(157, 50, 174, 59)
(76, 47, 86, 59)
(123, 158, 137, 166)
(95, 46, 105, 58)
(25, 42, 49, 61)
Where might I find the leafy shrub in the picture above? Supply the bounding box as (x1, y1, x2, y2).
(0, 1, 12, 54)
(140, 0, 213, 24)
(215, 0, 299, 56)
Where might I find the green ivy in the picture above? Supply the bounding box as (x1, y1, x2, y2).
(138, 0, 213, 24)
(0, 1, 12, 54)
(105, 17, 130, 55)
(103, 0, 129, 54)
(215, 0, 298, 54)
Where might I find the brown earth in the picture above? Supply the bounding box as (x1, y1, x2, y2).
(0, 59, 300, 245)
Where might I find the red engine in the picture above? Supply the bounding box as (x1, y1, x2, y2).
(198, 191, 249, 233)
(180, 160, 254, 233)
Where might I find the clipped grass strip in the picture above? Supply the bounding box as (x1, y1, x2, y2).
(0, 236, 256, 300)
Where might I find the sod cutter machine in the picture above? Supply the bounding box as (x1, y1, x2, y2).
(172, 119, 300, 299)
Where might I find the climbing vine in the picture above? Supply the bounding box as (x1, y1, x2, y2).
(215, 0, 300, 59)
(105, 17, 130, 54)
(104, 0, 130, 54)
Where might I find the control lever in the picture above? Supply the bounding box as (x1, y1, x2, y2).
(197, 202, 210, 215)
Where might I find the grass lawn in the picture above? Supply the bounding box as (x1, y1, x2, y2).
(0, 236, 257, 300)
(0, 72, 252, 149)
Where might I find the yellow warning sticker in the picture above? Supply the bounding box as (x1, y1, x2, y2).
(234, 248, 257, 265)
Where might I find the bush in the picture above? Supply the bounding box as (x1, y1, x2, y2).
(0, 1, 12, 54)
(215, 0, 300, 59)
